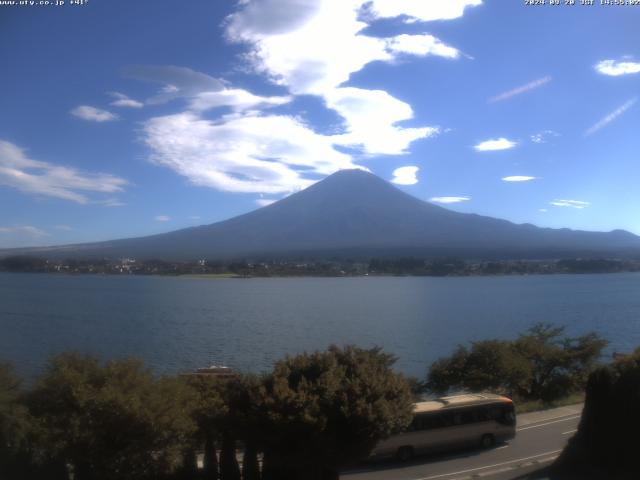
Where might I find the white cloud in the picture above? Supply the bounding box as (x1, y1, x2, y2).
(108, 92, 144, 108)
(584, 97, 637, 136)
(488, 76, 551, 103)
(530, 130, 559, 144)
(326, 87, 438, 155)
(430, 196, 469, 204)
(227, 0, 388, 95)
(539, 208, 548, 213)
(474, 138, 517, 151)
(155, 215, 171, 222)
(226, 1, 466, 96)
(502, 176, 537, 182)
(550, 199, 590, 209)
(0, 225, 49, 237)
(385, 34, 459, 58)
(143, 112, 358, 194)
(189, 89, 291, 112)
(256, 198, 277, 207)
(137, 1, 480, 196)
(0, 140, 127, 204)
(595, 59, 640, 76)
(366, 0, 482, 23)
(70, 105, 118, 122)
(391, 166, 419, 185)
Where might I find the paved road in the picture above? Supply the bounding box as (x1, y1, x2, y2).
(341, 404, 583, 480)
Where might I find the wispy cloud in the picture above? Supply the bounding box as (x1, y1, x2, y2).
(430, 196, 470, 204)
(108, 92, 144, 108)
(530, 130, 559, 144)
(584, 97, 637, 136)
(0, 140, 127, 204)
(489, 76, 551, 103)
(143, 112, 357, 194)
(256, 198, 276, 207)
(155, 215, 171, 222)
(0, 225, 49, 237)
(189, 89, 291, 113)
(54, 224, 73, 231)
(550, 199, 590, 209)
(123, 65, 225, 104)
(70, 105, 118, 122)
(502, 176, 537, 182)
(474, 138, 517, 151)
(595, 59, 640, 76)
(0, 225, 50, 248)
(391, 166, 419, 185)
(97, 198, 126, 207)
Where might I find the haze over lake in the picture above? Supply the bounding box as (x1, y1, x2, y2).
(2, 272, 639, 380)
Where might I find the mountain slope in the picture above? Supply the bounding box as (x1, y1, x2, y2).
(3, 169, 640, 260)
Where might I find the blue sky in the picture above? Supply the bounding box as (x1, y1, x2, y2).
(1, 0, 639, 248)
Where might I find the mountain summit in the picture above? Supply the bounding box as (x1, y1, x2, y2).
(4, 169, 640, 260)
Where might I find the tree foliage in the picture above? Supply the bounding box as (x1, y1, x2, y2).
(555, 347, 640, 477)
(427, 323, 608, 402)
(258, 345, 413, 479)
(0, 363, 36, 478)
(26, 353, 197, 480)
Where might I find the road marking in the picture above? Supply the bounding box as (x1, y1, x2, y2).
(415, 449, 563, 480)
(517, 415, 580, 431)
(562, 429, 577, 435)
(495, 445, 509, 450)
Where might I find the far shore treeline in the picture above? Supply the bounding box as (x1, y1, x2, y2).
(2, 255, 640, 277)
(2, 325, 638, 480)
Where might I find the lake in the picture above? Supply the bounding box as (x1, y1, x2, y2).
(1, 272, 639, 380)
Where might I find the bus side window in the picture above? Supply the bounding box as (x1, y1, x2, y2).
(424, 414, 446, 430)
(460, 410, 475, 424)
(407, 416, 421, 432)
(476, 408, 491, 422)
(440, 412, 455, 427)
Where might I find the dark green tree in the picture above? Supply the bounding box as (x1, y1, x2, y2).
(26, 353, 197, 480)
(427, 323, 607, 402)
(259, 345, 413, 480)
(554, 347, 640, 478)
(183, 375, 227, 480)
(0, 362, 38, 479)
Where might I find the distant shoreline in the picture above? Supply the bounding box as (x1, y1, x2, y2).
(4, 270, 640, 280)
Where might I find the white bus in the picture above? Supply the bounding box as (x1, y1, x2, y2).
(370, 393, 516, 461)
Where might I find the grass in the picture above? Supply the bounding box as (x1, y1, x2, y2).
(516, 392, 585, 414)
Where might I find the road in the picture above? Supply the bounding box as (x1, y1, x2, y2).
(341, 404, 583, 480)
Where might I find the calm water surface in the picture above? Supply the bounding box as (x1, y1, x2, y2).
(1, 272, 640, 379)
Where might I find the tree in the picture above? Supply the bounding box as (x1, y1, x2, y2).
(183, 375, 227, 480)
(427, 323, 607, 402)
(0, 362, 38, 479)
(554, 347, 640, 478)
(258, 345, 413, 480)
(26, 353, 197, 480)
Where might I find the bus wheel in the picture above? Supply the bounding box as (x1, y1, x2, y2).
(480, 434, 495, 448)
(396, 446, 414, 462)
